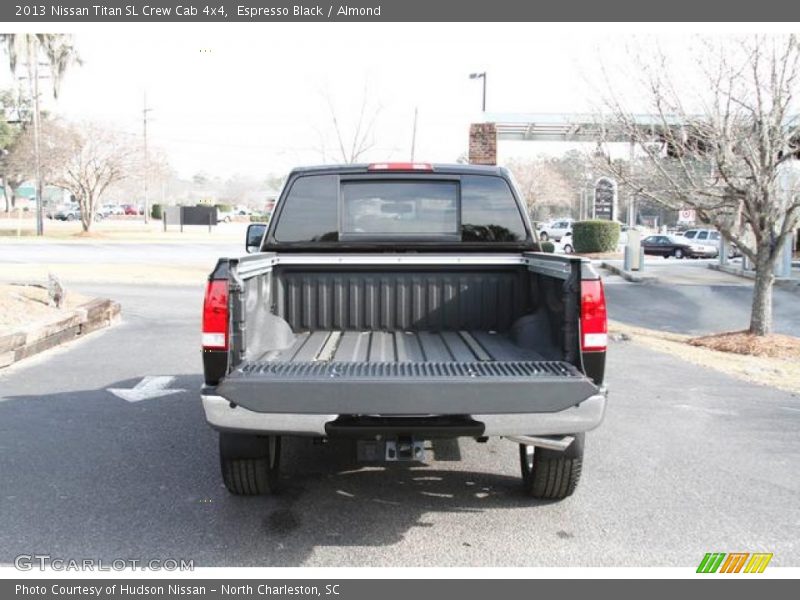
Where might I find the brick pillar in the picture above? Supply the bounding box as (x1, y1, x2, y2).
(468, 123, 497, 165)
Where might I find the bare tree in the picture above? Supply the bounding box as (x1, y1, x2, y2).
(506, 158, 576, 220)
(49, 122, 137, 232)
(3, 118, 70, 199)
(601, 35, 800, 335)
(1, 89, 30, 212)
(317, 84, 382, 164)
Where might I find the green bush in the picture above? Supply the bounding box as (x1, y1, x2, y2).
(215, 203, 233, 213)
(151, 204, 163, 220)
(539, 241, 555, 253)
(572, 220, 620, 253)
(250, 214, 270, 223)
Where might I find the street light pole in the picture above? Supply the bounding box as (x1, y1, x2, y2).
(469, 72, 487, 112)
(142, 93, 153, 224)
(482, 72, 486, 112)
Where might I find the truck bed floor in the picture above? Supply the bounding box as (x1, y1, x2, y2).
(260, 330, 545, 364)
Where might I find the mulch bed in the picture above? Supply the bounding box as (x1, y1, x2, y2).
(689, 330, 800, 361)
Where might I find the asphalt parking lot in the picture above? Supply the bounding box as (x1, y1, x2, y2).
(1, 272, 798, 567)
(601, 259, 800, 336)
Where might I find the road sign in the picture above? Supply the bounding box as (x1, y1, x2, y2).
(678, 209, 696, 223)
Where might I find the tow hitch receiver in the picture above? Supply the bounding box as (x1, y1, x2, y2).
(357, 438, 426, 462)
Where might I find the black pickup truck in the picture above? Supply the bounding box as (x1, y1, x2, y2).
(201, 163, 608, 500)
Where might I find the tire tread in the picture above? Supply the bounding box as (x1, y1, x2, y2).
(521, 436, 584, 500)
(219, 434, 281, 496)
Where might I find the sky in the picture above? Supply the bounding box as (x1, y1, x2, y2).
(1, 24, 793, 179)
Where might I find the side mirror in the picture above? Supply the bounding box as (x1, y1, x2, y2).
(246, 223, 267, 253)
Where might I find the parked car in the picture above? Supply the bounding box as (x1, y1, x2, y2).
(641, 234, 717, 259)
(100, 204, 124, 216)
(53, 204, 104, 222)
(121, 203, 142, 216)
(683, 228, 720, 246)
(217, 209, 235, 223)
(53, 204, 80, 221)
(202, 163, 608, 501)
(554, 231, 574, 254)
(537, 218, 574, 241)
(682, 228, 740, 257)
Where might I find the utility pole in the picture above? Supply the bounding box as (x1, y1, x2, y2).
(142, 93, 153, 224)
(410, 107, 418, 161)
(628, 138, 636, 227)
(26, 36, 45, 236)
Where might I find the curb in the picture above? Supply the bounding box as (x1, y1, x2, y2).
(708, 263, 800, 293)
(600, 261, 659, 283)
(0, 298, 121, 369)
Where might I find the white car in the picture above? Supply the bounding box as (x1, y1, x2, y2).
(99, 204, 124, 217)
(553, 231, 574, 254)
(682, 228, 740, 257)
(217, 209, 235, 223)
(537, 219, 574, 241)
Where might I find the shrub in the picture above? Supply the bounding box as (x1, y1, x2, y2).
(250, 214, 269, 223)
(215, 203, 233, 214)
(572, 220, 620, 253)
(151, 204, 163, 220)
(539, 241, 555, 253)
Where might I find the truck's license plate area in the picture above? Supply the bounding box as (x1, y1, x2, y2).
(357, 438, 426, 462)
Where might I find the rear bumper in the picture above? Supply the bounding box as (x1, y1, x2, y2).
(201, 391, 607, 437)
(689, 249, 718, 258)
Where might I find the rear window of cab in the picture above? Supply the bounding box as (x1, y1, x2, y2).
(272, 174, 528, 243)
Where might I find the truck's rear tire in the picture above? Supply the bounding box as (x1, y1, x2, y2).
(219, 433, 281, 495)
(519, 433, 584, 500)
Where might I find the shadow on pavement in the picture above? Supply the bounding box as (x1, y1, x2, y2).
(0, 375, 546, 567)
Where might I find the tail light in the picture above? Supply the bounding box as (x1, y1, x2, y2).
(367, 162, 433, 171)
(202, 279, 229, 350)
(580, 279, 607, 352)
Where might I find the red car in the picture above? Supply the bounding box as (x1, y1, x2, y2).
(121, 204, 142, 216)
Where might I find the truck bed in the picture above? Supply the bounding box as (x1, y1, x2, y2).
(259, 330, 545, 363)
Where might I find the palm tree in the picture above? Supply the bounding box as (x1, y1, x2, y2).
(0, 34, 80, 234)
(1, 34, 80, 97)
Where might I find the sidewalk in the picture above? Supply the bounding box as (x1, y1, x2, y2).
(599, 260, 658, 283)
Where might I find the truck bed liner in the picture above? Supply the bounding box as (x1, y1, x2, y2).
(216, 330, 598, 416)
(259, 330, 545, 363)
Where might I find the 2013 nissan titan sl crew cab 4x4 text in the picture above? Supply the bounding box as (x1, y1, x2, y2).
(201, 163, 608, 500)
